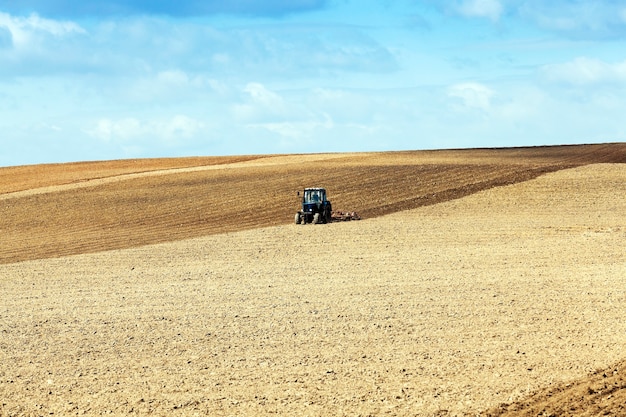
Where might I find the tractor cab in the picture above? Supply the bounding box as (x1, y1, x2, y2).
(296, 188, 332, 224)
(303, 188, 326, 205)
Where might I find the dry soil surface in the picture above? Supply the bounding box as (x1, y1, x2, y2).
(1, 145, 625, 416)
(1, 144, 625, 265)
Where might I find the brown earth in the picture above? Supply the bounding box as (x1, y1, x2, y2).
(0, 143, 625, 416)
(1, 143, 625, 265)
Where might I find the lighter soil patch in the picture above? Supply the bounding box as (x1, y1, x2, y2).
(1, 163, 625, 416)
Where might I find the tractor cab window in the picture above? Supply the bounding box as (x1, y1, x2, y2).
(304, 190, 324, 204)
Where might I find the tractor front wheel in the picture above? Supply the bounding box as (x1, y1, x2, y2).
(312, 213, 320, 224)
(295, 213, 301, 224)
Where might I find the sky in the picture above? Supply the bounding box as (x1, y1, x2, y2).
(1, 0, 626, 166)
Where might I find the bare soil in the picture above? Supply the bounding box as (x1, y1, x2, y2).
(1, 144, 625, 416)
(1, 143, 625, 265)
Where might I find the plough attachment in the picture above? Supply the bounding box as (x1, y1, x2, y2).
(331, 210, 361, 221)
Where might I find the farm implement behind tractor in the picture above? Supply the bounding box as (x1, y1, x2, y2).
(295, 188, 361, 224)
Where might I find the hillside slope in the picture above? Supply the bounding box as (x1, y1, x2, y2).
(1, 143, 624, 265)
(0, 158, 625, 416)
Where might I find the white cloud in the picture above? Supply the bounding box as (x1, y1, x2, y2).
(0, 25, 12, 47)
(162, 115, 205, 141)
(0, 12, 85, 49)
(457, 0, 503, 21)
(447, 82, 494, 111)
(0, 10, 397, 80)
(88, 118, 142, 142)
(515, 1, 626, 39)
(124, 70, 228, 103)
(541, 57, 626, 86)
(157, 69, 190, 85)
(87, 115, 205, 143)
(244, 82, 284, 108)
(249, 113, 334, 140)
(424, 1, 626, 39)
(231, 83, 289, 122)
(0, 11, 89, 75)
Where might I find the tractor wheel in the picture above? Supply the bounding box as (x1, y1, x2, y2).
(313, 213, 320, 224)
(295, 213, 301, 224)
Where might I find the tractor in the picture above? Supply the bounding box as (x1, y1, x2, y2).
(295, 188, 332, 224)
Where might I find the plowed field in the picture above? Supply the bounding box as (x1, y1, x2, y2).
(1, 143, 625, 265)
(1, 143, 625, 416)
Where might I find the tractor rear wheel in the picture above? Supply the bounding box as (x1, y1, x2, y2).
(324, 208, 331, 223)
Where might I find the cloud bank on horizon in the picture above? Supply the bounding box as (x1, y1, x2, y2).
(1, 0, 625, 166)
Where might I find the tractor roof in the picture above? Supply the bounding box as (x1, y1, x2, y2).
(304, 188, 326, 191)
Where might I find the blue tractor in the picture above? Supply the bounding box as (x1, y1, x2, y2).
(295, 188, 333, 224)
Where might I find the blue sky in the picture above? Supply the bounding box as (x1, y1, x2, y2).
(1, 0, 626, 166)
